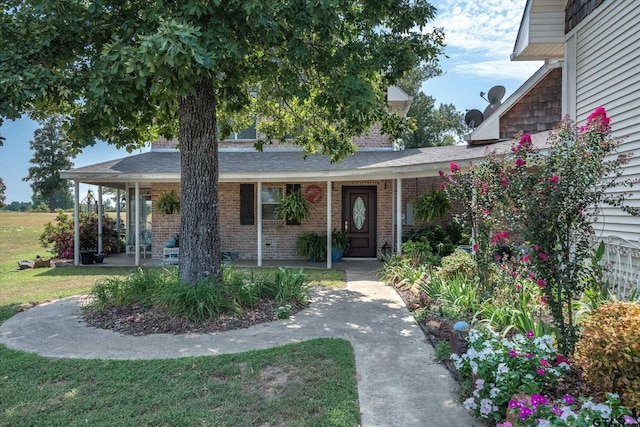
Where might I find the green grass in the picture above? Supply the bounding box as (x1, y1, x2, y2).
(0, 212, 359, 426)
(0, 338, 359, 426)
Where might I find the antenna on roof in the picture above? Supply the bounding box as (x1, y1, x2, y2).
(465, 109, 484, 128)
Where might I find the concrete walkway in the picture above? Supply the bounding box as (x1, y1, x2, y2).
(0, 268, 480, 427)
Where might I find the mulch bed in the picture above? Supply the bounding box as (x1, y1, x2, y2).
(82, 300, 306, 336)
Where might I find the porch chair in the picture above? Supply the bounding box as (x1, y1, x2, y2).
(126, 230, 152, 258)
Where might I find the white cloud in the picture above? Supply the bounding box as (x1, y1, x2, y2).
(429, 0, 542, 79)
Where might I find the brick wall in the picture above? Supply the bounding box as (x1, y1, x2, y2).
(152, 124, 391, 150)
(150, 180, 396, 260)
(499, 68, 562, 140)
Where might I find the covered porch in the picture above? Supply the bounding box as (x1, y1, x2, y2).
(62, 139, 526, 269)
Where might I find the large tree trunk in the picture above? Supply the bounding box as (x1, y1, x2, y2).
(178, 79, 221, 284)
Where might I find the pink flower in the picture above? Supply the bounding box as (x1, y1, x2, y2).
(497, 422, 513, 427)
(540, 295, 548, 304)
(556, 354, 570, 365)
(540, 359, 550, 367)
(515, 283, 522, 290)
(510, 270, 517, 278)
(515, 158, 525, 167)
(537, 278, 546, 288)
(531, 394, 548, 406)
(563, 394, 574, 405)
(534, 244, 540, 251)
(549, 174, 559, 183)
(519, 133, 532, 147)
(438, 170, 444, 177)
(526, 330, 534, 338)
(522, 255, 530, 262)
(536, 368, 545, 375)
(509, 349, 517, 358)
(472, 243, 479, 252)
(450, 162, 460, 173)
(586, 106, 611, 133)
(526, 352, 533, 359)
(495, 254, 502, 261)
(519, 406, 533, 420)
(440, 182, 447, 190)
(539, 253, 549, 261)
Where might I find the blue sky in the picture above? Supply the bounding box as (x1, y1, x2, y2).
(0, 0, 541, 204)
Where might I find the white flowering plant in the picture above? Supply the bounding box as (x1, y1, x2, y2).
(500, 392, 640, 427)
(451, 326, 569, 423)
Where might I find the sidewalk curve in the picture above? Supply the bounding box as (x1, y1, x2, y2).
(0, 268, 480, 427)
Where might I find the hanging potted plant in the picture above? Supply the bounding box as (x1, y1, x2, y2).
(413, 190, 451, 223)
(275, 189, 310, 223)
(156, 190, 180, 215)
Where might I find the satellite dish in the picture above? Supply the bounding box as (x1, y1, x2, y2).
(465, 109, 484, 128)
(483, 103, 500, 119)
(487, 85, 506, 104)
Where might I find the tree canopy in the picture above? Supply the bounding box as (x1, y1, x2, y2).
(396, 64, 465, 148)
(1, 0, 445, 283)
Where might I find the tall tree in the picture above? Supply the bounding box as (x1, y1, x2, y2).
(404, 93, 466, 148)
(23, 116, 75, 212)
(0, 1, 444, 284)
(396, 65, 466, 148)
(0, 177, 6, 208)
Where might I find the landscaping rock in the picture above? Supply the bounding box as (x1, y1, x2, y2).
(17, 260, 34, 270)
(33, 257, 51, 268)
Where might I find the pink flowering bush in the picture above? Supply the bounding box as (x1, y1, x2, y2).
(442, 107, 639, 354)
(40, 210, 123, 257)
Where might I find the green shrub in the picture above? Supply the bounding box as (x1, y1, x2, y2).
(438, 249, 477, 280)
(40, 210, 123, 257)
(272, 267, 311, 307)
(154, 278, 241, 322)
(379, 255, 424, 286)
(433, 340, 452, 362)
(89, 268, 176, 308)
(573, 301, 640, 412)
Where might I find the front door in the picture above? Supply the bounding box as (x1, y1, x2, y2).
(342, 186, 377, 258)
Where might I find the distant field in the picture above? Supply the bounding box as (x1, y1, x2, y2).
(0, 212, 135, 322)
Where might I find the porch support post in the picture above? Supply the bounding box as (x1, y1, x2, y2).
(257, 181, 262, 267)
(115, 189, 121, 235)
(326, 181, 332, 269)
(74, 181, 80, 266)
(396, 178, 402, 254)
(135, 182, 140, 266)
(97, 185, 103, 254)
(124, 183, 129, 238)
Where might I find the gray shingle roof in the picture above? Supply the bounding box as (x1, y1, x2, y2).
(61, 132, 550, 187)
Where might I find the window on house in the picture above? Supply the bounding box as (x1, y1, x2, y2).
(227, 120, 257, 140)
(261, 187, 282, 220)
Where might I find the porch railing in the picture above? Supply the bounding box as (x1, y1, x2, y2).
(600, 235, 640, 300)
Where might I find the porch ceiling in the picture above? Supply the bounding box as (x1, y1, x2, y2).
(61, 136, 549, 187)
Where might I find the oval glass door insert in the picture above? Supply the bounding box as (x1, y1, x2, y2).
(352, 196, 366, 230)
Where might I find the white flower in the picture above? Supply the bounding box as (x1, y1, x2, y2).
(537, 420, 552, 427)
(475, 378, 485, 390)
(524, 374, 533, 380)
(479, 398, 494, 416)
(463, 397, 477, 410)
(559, 406, 577, 421)
(489, 387, 500, 398)
(470, 360, 478, 375)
